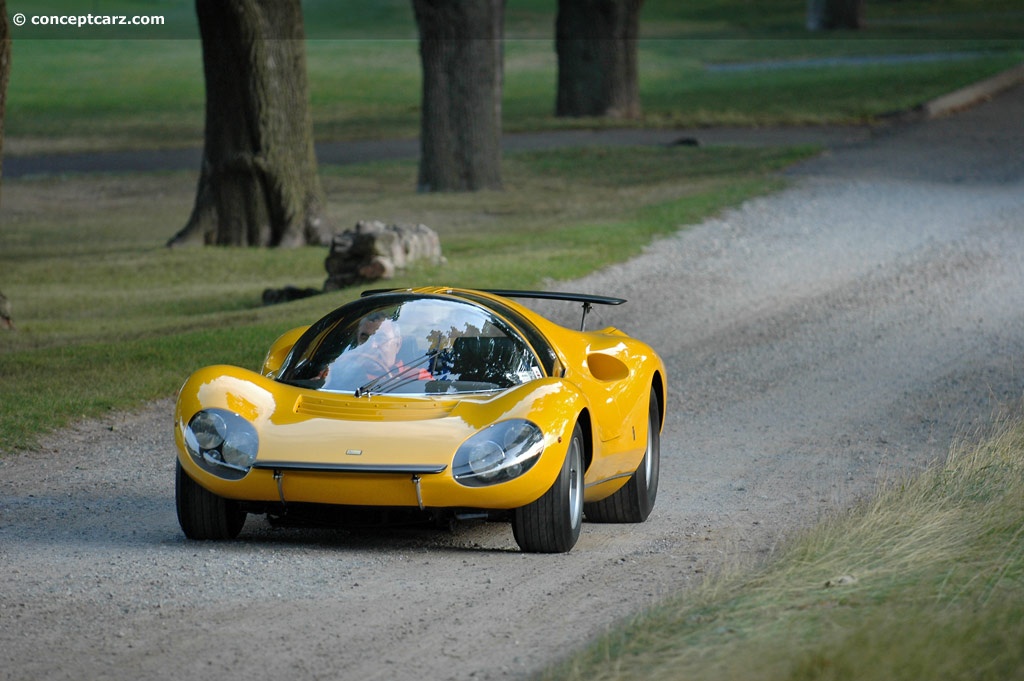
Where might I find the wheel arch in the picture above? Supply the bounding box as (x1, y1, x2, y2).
(576, 407, 594, 474)
(651, 370, 666, 430)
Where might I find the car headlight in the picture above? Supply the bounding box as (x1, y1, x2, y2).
(452, 420, 544, 487)
(183, 409, 259, 480)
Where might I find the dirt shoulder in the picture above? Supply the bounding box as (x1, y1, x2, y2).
(2, 85, 1024, 681)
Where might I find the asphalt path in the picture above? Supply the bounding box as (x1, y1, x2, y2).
(2, 81, 1024, 680)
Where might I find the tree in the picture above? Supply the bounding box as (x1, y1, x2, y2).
(806, 0, 864, 31)
(168, 0, 328, 248)
(412, 0, 504, 192)
(555, 0, 643, 119)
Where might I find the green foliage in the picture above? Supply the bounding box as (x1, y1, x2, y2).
(540, 421, 1024, 681)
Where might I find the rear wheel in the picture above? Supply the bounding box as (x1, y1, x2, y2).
(584, 389, 660, 523)
(512, 422, 584, 553)
(175, 461, 246, 540)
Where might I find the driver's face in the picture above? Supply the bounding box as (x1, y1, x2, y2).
(361, 319, 401, 366)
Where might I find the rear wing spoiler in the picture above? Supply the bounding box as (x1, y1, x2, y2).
(362, 288, 626, 331)
(485, 290, 625, 331)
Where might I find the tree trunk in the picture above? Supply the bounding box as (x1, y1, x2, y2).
(0, 0, 10, 204)
(555, 0, 642, 119)
(806, 0, 863, 31)
(412, 0, 504, 192)
(168, 0, 327, 248)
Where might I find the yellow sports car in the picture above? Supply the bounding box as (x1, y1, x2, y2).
(174, 286, 666, 553)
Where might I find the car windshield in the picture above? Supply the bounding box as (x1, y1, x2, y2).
(277, 296, 544, 395)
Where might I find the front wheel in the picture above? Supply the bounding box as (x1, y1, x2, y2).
(175, 461, 246, 540)
(512, 422, 585, 553)
(584, 389, 660, 523)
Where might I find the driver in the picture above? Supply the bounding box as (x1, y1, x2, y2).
(322, 316, 430, 392)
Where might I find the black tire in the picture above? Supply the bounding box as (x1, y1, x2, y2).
(584, 389, 660, 523)
(175, 461, 246, 540)
(512, 422, 585, 553)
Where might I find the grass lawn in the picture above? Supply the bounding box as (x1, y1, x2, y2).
(6, 0, 1022, 153)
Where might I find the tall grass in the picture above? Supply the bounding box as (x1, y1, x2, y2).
(542, 418, 1024, 681)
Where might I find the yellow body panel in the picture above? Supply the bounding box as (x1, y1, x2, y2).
(176, 369, 580, 509)
(174, 287, 667, 513)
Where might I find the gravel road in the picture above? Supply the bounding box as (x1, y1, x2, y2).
(3, 83, 1024, 681)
